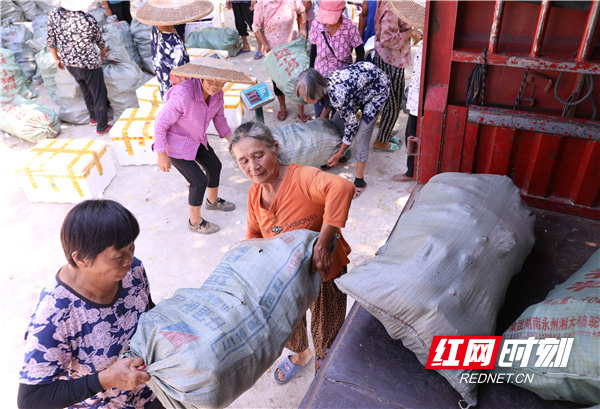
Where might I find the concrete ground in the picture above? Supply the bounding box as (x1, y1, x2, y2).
(0, 10, 415, 409)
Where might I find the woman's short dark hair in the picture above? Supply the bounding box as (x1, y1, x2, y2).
(228, 121, 290, 165)
(294, 68, 328, 101)
(61, 200, 140, 267)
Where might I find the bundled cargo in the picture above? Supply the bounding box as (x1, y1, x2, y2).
(0, 47, 37, 103)
(0, 1, 25, 24)
(271, 118, 343, 168)
(33, 0, 59, 14)
(492, 249, 600, 405)
(1, 96, 59, 143)
(129, 230, 322, 409)
(185, 27, 243, 57)
(109, 104, 162, 166)
(130, 18, 154, 73)
(1, 20, 37, 80)
(54, 68, 89, 124)
(14, 138, 117, 204)
(104, 20, 142, 69)
(264, 37, 309, 105)
(14, 0, 45, 21)
(335, 172, 536, 407)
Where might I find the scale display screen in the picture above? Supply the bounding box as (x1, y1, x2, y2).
(241, 83, 275, 110)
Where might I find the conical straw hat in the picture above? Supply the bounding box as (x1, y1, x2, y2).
(388, 1, 426, 30)
(136, 0, 213, 26)
(171, 57, 256, 84)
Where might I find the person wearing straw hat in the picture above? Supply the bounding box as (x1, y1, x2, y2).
(252, 0, 309, 122)
(370, 0, 423, 153)
(154, 58, 255, 234)
(47, 0, 113, 135)
(137, 0, 214, 102)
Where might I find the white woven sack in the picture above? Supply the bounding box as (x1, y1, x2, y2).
(271, 118, 342, 168)
(335, 172, 536, 406)
(129, 230, 323, 409)
(54, 68, 89, 125)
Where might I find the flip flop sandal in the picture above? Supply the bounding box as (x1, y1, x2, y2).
(353, 183, 367, 199)
(274, 355, 304, 384)
(392, 173, 415, 183)
(277, 109, 288, 121)
(254, 52, 264, 60)
(390, 136, 401, 145)
(297, 114, 311, 123)
(373, 142, 400, 153)
(338, 149, 352, 164)
(239, 49, 251, 54)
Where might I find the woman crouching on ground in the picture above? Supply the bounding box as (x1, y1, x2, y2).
(294, 63, 390, 198)
(154, 57, 254, 234)
(229, 121, 354, 384)
(18, 200, 162, 409)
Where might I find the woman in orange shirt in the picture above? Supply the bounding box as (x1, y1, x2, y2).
(229, 121, 354, 384)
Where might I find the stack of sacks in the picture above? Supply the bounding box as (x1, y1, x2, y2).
(0, 47, 37, 103)
(335, 172, 536, 407)
(1, 20, 37, 81)
(14, 138, 116, 203)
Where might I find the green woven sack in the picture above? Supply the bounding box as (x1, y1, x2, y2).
(1, 96, 60, 143)
(0, 47, 37, 103)
(185, 27, 243, 57)
(492, 249, 600, 405)
(264, 37, 309, 105)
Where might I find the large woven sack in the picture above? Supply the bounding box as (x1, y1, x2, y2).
(54, 68, 89, 124)
(31, 13, 48, 42)
(130, 18, 154, 73)
(185, 27, 243, 57)
(0, 1, 25, 24)
(1, 96, 60, 142)
(492, 249, 600, 405)
(335, 172, 536, 406)
(1, 20, 36, 80)
(35, 0, 60, 13)
(15, 1, 45, 21)
(264, 37, 309, 105)
(129, 230, 323, 409)
(87, 3, 107, 27)
(104, 20, 142, 68)
(271, 118, 342, 168)
(34, 47, 57, 99)
(102, 26, 145, 119)
(0, 47, 37, 103)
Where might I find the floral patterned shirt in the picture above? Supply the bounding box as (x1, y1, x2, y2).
(310, 16, 362, 77)
(374, 1, 413, 68)
(47, 7, 105, 70)
(151, 26, 190, 102)
(19, 258, 156, 409)
(252, 0, 305, 49)
(326, 61, 389, 145)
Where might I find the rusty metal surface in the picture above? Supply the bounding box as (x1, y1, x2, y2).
(488, 0, 505, 54)
(421, 1, 600, 217)
(466, 105, 600, 140)
(452, 51, 600, 74)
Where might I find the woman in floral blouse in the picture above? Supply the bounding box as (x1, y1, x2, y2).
(252, 0, 308, 122)
(295, 62, 389, 198)
(18, 200, 162, 409)
(137, 0, 214, 102)
(309, 0, 364, 118)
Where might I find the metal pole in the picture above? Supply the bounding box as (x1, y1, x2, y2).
(255, 107, 265, 123)
(531, 1, 552, 57)
(488, 0, 505, 54)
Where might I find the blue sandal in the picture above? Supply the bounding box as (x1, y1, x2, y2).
(254, 52, 264, 60)
(274, 355, 304, 384)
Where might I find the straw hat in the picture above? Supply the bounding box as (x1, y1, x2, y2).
(171, 57, 256, 84)
(61, 0, 93, 12)
(388, 0, 426, 30)
(136, 0, 214, 26)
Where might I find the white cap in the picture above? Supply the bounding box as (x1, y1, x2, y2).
(61, 0, 94, 12)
